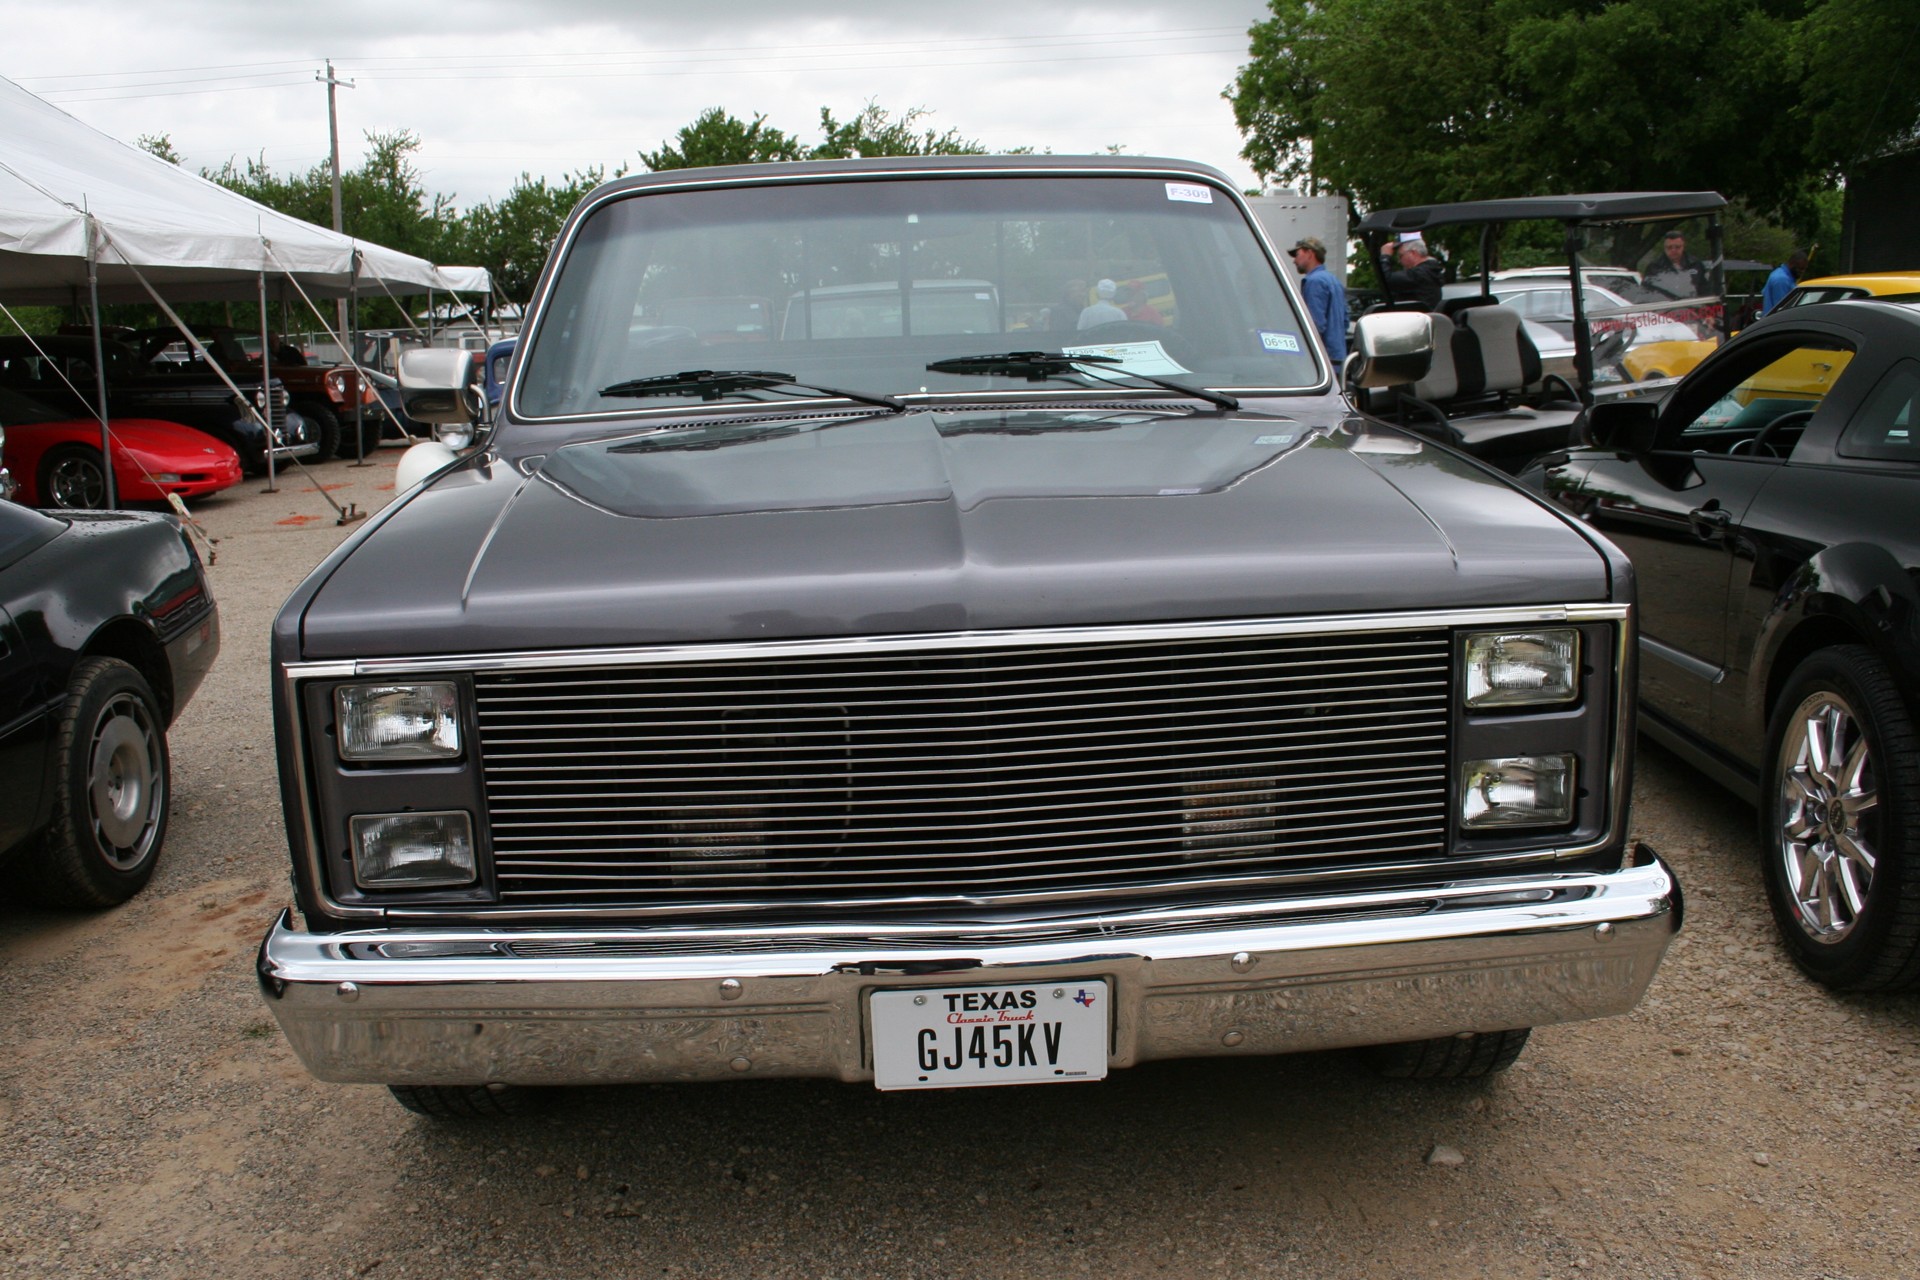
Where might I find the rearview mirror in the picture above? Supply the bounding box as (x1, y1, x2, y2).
(1584, 400, 1661, 453)
(1350, 312, 1435, 388)
(397, 348, 480, 426)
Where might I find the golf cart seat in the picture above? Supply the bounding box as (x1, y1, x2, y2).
(1454, 304, 1542, 397)
(1365, 305, 1586, 473)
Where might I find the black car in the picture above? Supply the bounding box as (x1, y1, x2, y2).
(254, 155, 1680, 1117)
(1530, 299, 1920, 990)
(0, 333, 315, 475)
(0, 499, 219, 905)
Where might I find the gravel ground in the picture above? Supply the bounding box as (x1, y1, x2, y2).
(2, 451, 1916, 1280)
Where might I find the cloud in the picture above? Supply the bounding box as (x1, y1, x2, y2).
(12, 0, 1266, 207)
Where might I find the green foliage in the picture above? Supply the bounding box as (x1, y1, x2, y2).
(1228, 0, 1914, 234)
(640, 103, 988, 171)
(1796, 0, 1920, 170)
(639, 109, 803, 171)
(203, 131, 461, 323)
(135, 133, 180, 165)
(448, 169, 615, 301)
(0, 305, 63, 336)
(809, 104, 985, 159)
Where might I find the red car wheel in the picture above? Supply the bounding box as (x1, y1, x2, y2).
(39, 443, 110, 509)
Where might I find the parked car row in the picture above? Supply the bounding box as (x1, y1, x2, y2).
(0, 333, 314, 477)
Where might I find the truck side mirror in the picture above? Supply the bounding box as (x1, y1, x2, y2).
(1584, 400, 1660, 454)
(1349, 312, 1435, 389)
(397, 347, 481, 428)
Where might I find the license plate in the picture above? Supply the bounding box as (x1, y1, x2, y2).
(870, 981, 1109, 1091)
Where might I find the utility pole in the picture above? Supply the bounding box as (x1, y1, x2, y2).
(318, 60, 354, 340)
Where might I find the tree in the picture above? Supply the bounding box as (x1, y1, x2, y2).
(136, 133, 180, 165)
(450, 169, 613, 301)
(639, 109, 803, 171)
(1226, 0, 1918, 233)
(641, 102, 988, 172)
(809, 104, 985, 159)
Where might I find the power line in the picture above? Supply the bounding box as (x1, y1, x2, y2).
(39, 43, 1245, 103)
(21, 25, 1246, 80)
(26, 25, 1248, 100)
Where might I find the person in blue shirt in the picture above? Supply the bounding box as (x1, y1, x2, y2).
(1290, 236, 1348, 363)
(1761, 250, 1810, 314)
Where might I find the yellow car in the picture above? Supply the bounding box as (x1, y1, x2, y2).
(1769, 269, 1920, 311)
(1734, 271, 1920, 399)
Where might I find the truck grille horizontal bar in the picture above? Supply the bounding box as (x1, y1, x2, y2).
(472, 630, 1454, 909)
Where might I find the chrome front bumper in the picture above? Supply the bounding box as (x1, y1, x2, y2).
(258, 853, 1680, 1087)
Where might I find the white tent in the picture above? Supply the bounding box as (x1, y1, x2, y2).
(0, 75, 445, 305)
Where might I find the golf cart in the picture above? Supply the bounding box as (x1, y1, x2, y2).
(1350, 192, 1731, 472)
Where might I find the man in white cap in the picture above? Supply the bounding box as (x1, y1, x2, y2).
(1077, 278, 1128, 329)
(1385, 234, 1444, 310)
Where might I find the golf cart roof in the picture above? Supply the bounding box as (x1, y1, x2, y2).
(1357, 192, 1728, 235)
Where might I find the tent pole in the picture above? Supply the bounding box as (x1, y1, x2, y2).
(84, 214, 117, 509)
(351, 248, 369, 467)
(260, 270, 278, 493)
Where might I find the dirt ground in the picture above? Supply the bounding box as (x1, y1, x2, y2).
(1, 452, 1916, 1280)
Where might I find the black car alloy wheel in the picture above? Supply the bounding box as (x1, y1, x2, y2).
(1763, 645, 1920, 990)
(31, 657, 171, 908)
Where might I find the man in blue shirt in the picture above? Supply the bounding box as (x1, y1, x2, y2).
(1761, 249, 1810, 314)
(1291, 236, 1348, 363)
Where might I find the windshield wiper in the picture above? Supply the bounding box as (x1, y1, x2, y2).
(925, 351, 1239, 412)
(598, 369, 905, 412)
(926, 350, 1123, 380)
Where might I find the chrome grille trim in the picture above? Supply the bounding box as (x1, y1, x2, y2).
(286, 605, 1631, 921)
(470, 628, 1455, 910)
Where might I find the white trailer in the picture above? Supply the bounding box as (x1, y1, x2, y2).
(1247, 194, 1352, 282)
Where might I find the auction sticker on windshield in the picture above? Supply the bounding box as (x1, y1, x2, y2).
(1062, 341, 1191, 377)
(871, 981, 1109, 1090)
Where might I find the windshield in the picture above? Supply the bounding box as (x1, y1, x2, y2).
(0, 386, 72, 426)
(517, 174, 1320, 418)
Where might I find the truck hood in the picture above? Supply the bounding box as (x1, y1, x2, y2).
(296, 408, 1610, 658)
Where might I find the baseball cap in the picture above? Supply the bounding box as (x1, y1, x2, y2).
(1291, 236, 1327, 256)
(1095, 278, 1117, 298)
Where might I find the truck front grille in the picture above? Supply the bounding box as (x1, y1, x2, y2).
(473, 630, 1453, 910)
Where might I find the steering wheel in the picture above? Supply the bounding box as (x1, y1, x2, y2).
(1728, 408, 1815, 458)
(1538, 372, 1582, 405)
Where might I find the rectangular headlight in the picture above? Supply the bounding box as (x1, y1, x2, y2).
(1461, 755, 1575, 830)
(1463, 630, 1579, 707)
(337, 682, 461, 760)
(351, 811, 476, 888)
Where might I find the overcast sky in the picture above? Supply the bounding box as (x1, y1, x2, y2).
(8, 1, 1270, 211)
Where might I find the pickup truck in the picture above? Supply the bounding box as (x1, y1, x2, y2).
(255, 155, 1680, 1117)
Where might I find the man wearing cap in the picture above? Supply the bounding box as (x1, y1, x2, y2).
(1385, 236, 1445, 311)
(1290, 237, 1348, 362)
(1076, 278, 1128, 329)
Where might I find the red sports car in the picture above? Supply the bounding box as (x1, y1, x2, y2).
(1, 386, 242, 509)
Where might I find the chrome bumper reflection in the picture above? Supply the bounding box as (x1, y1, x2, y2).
(257, 853, 1680, 1087)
